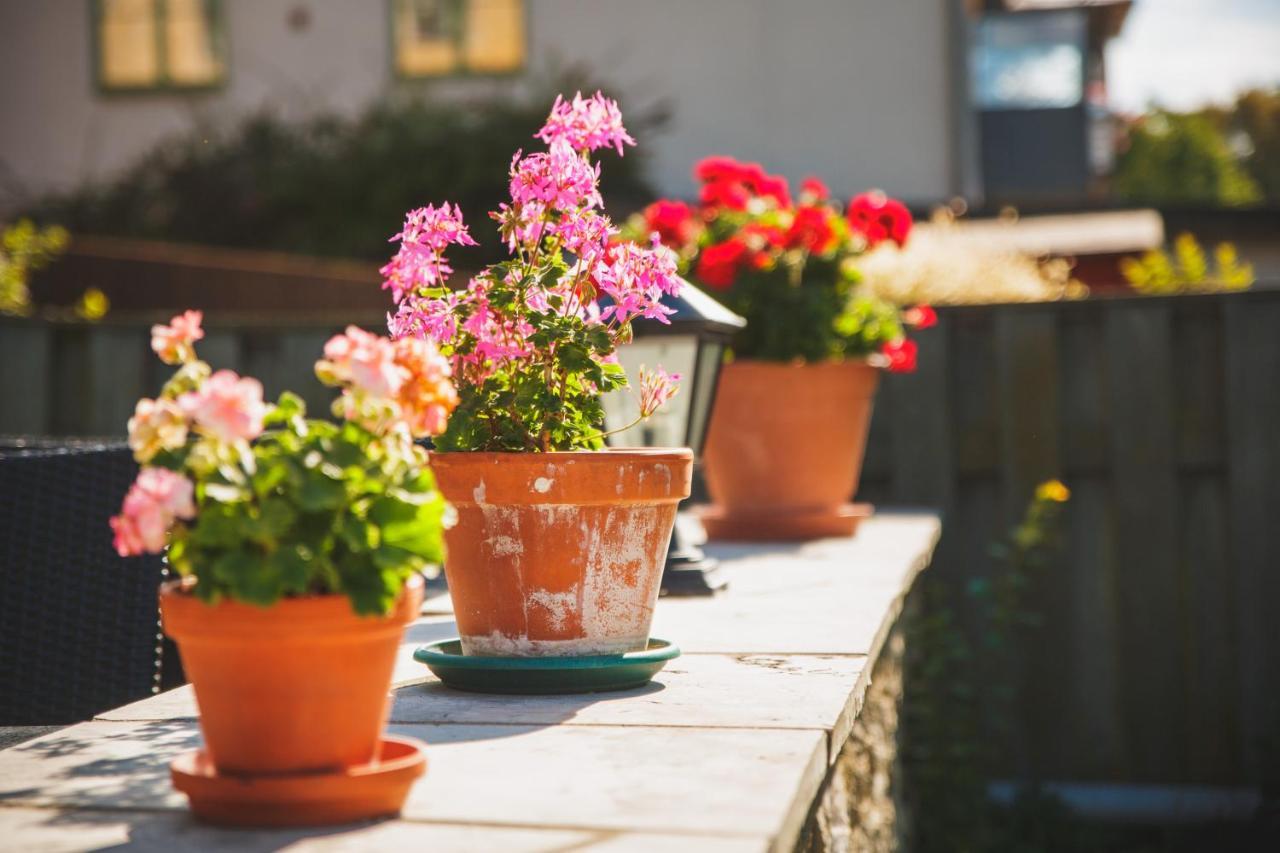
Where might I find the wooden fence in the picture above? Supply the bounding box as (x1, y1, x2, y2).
(2, 288, 1278, 786)
(858, 288, 1280, 787)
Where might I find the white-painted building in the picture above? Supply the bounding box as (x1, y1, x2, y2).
(1, 1, 1126, 213)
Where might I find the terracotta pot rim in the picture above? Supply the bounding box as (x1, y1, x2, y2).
(160, 573, 423, 636)
(430, 448, 693, 506)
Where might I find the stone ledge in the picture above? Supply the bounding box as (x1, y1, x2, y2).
(1, 512, 940, 852)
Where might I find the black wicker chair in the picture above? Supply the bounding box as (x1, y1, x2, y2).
(0, 439, 182, 724)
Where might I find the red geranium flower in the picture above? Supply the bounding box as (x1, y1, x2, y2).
(800, 177, 830, 201)
(695, 238, 748, 290)
(882, 338, 918, 373)
(700, 179, 751, 211)
(903, 304, 937, 329)
(643, 200, 698, 247)
(754, 173, 792, 209)
(784, 206, 837, 254)
(847, 191, 913, 248)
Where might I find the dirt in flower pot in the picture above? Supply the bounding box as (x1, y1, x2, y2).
(160, 574, 424, 775)
(430, 449, 692, 657)
(700, 360, 879, 541)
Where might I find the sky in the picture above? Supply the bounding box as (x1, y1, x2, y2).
(1106, 0, 1280, 113)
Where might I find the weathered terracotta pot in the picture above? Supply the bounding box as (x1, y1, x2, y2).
(430, 449, 693, 657)
(160, 574, 424, 775)
(700, 360, 879, 540)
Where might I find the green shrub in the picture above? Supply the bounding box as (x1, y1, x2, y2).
(26, 78, 664, 265)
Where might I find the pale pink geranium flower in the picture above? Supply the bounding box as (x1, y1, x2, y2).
(109, 467, 196, 556)
(179, 370, 266, 444)
(318, 326, 406, 398)
(392, 336, 459, 438)
(151, 310, 204, 365)
(127, 397, 189, 463)
(536, 91, 636, 156)
(637, 366, 681, 418)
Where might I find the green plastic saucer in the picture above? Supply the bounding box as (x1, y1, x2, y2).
(413, 638, 680, 694)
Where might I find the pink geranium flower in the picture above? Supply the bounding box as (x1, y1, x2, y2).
(638, 366, 681, 418)
(109, 467, 196, 556)
(535, 91, 635, 156)
(151, 310, 204, 365)
(179, 370, 266, 444)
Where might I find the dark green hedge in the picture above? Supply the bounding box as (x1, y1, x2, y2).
(27, 79, 664, 266)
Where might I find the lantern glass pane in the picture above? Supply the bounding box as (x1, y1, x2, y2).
(601, 335, 699, 448)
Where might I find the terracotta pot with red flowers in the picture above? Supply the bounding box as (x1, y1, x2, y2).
(625, 160, 934, 541)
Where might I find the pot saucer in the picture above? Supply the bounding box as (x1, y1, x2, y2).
(698, 502, 874, 541)
(171, 734, 426, 827)
(413, 638, 680, 694)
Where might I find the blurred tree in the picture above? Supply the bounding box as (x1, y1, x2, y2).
(1114, 110, 1262, 206)
(24, 72, 667, 266)
(1228, 88, 1280, 202)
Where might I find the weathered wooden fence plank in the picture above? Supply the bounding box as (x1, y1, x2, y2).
(886, 316, 953, 508)
(1223, 297, 1280, 783)
(1059, 307, 1126, 780)
(996, 309, 1061, 523)
(1105, 302, 1187, 782)
(87, 327, 149, 436)
(0, 323, 52, 434)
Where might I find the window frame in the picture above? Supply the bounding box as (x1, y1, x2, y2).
(89, 0, 229, 95)
(387, 0, 528, 81)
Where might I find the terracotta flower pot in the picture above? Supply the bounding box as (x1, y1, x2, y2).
(430, 449, 692, 657)
(160, 574, 424, 775)
(700, 360, 879, 540)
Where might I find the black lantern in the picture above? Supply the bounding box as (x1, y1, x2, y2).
(602, 278, 746, 595)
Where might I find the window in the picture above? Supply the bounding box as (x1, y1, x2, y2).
(94, 0, 226, 91)
(971, 10, 1085, 110)
(392, 0, 525, 78)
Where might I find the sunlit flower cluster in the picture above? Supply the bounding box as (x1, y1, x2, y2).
(536, 91, 636, 156)
(383, 93, 682, 450)
(110, 466, 196, 556)
(316, 326, 458, 439)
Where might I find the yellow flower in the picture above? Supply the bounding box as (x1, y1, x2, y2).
(1035, 480, 1070, 503)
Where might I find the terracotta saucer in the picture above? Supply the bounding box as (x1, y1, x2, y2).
(697, 502, 874, 541)
(171, 734, 426, 827)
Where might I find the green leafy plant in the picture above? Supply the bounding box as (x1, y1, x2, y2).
(902, 481, 1071, 852)
(622, 160, 930, 369)
(110, 312, 458, 615)
(1120, 232, 1254, 294)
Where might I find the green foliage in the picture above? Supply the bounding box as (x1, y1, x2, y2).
(1120, 232, 1254, 295)
(901, 482, 1071, 852)
(25, 79, 662, 266)
(1114, 111, 1262, 207)
(0, 219, 69, 315)
(1203, 87, 1280, 204)
(160, 388, 447, 616)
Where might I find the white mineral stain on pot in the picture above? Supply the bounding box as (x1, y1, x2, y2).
(472, 479, 487, 504)
(526, 589, 575, 631)
(533, 477, 553, 493)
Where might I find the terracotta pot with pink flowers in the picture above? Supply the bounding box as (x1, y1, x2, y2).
(379, 92, 690, 658)
(625, 165, 936, 540)
(110, 311, 459, 826)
